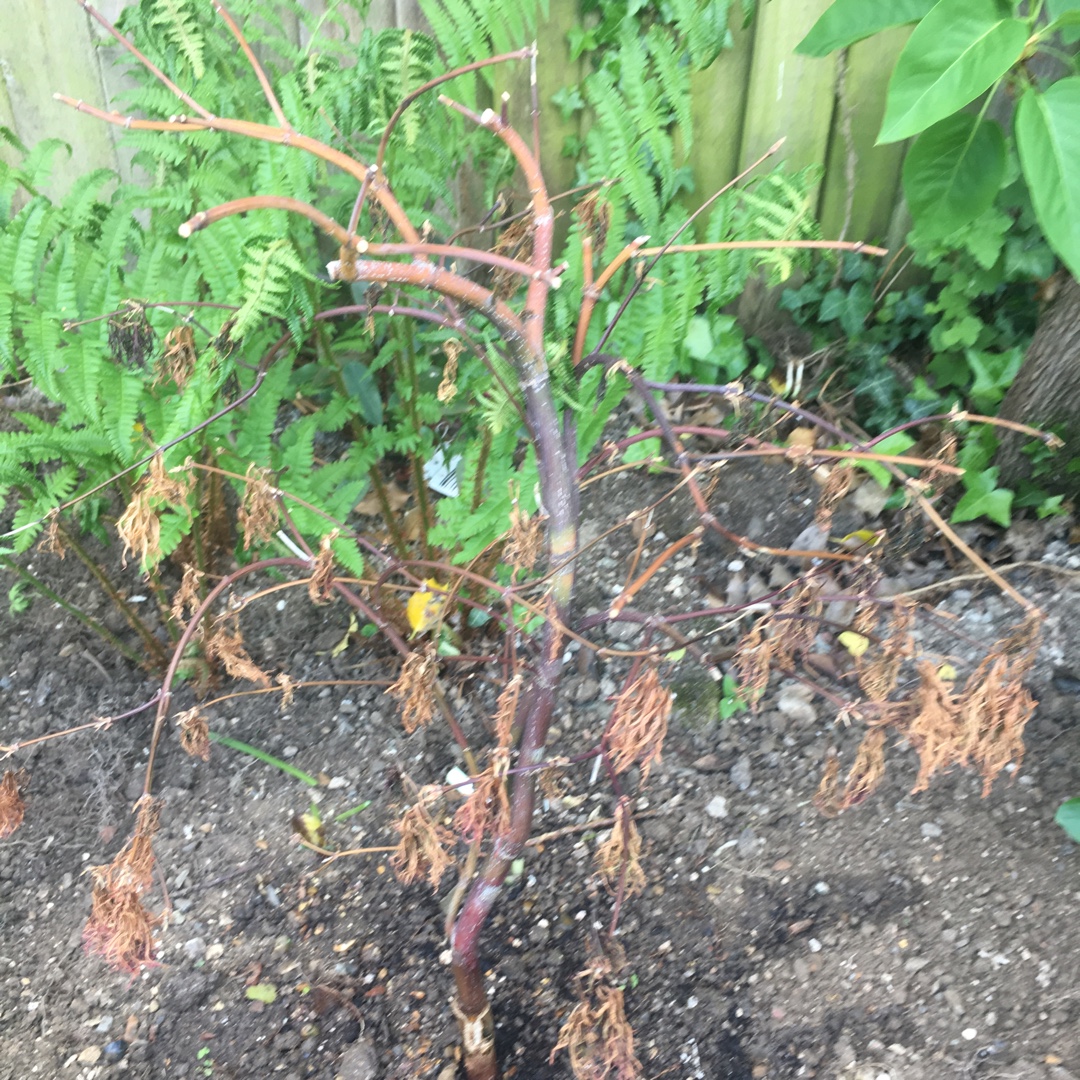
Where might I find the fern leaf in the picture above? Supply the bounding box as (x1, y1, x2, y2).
(149, 0, 207, 80)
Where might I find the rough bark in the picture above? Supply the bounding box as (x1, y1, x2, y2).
(996, 274, 1080, 493)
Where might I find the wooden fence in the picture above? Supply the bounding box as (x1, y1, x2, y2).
(1, 1, 911, 245)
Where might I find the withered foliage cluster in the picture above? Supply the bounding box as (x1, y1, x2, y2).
(0, 769, 29, 839)
(107, 300, 155, 370)
(236, 464, 281, 551)
(438, 339, 462, 404)
(390, 784, 457, 889)
(202, 616, 271, 687)
(504, 495, 543, 573)
(155, 325, 198, 389)
(453, 674, 522, 845)
(170, 563, 204, 624)
(83, 798, 163, 975)
(175, 706, 211, 762)
(308, 530, 340, 604)
(389, 645, 439, 733)
(594, 798, 646, 898)
(116, 453, 195, 567)
(551, 955, 641, 1080)
(604, 665, 672, 781)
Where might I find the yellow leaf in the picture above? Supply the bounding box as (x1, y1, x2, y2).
(406, 579, 449, 636)
(838, 631, 870, 658)
(291, 810, 325, 849)
(937, 663, 957, 682)
(832, 529, 884, 551)
(329, 613, 359, 658)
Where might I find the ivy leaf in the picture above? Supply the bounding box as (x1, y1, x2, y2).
(878, 0, 1029, 144)
(1014, 78, 1080, 280)
(683, 316, 713, 361)
(951, 466, 1013, 526)
(797, 0, 938, 57)
(903, 115, 1006, 239)
(965, 345, 1023, 409)
(843, 431, 916, 489)
(1056, 798, 1080, 842)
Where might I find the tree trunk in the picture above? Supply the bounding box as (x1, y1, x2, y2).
(996, 273, 1080, 494)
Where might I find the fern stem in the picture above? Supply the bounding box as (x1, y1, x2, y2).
(55, 523, 170, 670)
(0, 556, 147, 669)
(400, 323, 434, 560)
(470, 428, 491, 514)
(367, 466, 409, 559)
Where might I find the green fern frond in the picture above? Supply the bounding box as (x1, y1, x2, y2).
(418, 0, 543, 84)
(148, 0, 207, 80)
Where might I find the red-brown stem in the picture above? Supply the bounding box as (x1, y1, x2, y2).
(179, 196, 347, 242)
(54, 96, 423, 245)
(572, 236, 648, 368)
(213, 1, 292, 130)
(75, 0, 212, 119)
(179, 196, 561, 287)
(337, 257, 527, 346)
(347, 166, 377, 236)
(376, 48, 533, 170)
(440, 118, 576, 1080)
(609, 526, 704, 619)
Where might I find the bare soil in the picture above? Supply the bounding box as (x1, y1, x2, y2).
(2, 464, 1079, 1080)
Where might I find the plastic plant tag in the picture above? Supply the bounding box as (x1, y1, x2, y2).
(424, 446, 462, 497)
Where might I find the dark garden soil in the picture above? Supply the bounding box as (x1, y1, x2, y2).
(2, 461, 1080, 1080)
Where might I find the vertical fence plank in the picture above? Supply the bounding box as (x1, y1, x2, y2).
(2, 0, 121, 196)
(683, 4, 755, 219)
(3, 0, 916, 258)
(817, 27, 911, 244)
(738, 0, 835, 183)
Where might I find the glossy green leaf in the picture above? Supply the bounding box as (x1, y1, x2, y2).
(797, 0, 937, 57)
(1056, 798, 1080, 842)
(951, 466, 1013, 526)
(903, 114, 1006, 238)
(1046, 0, 1080, 42)
(878, 0, 1029, 144)
(1015, 79, 1080, 280)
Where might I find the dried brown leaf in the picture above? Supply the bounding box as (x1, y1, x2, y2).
(605, 667, 671, 782)
(156, 325, 198, 389)
(176, 707, 211, 762)
(438, 340, 461, 404)
(170, 563, 203, 624)
(38, 515, 66, 559)
(453, 754, 511, 846)
(595, 799, 646, 898)
(0, 769, 29, 838)
(390, 786, 456, 889)
(308, 530, 339, 604)
(82, 799, 163, 975)
(550, 981, 641, 1080)
(237, 465, 280, 551)
(814, 465, 854, 534)
(389, 647, 438, 734)
(204, 623, 271, 686)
